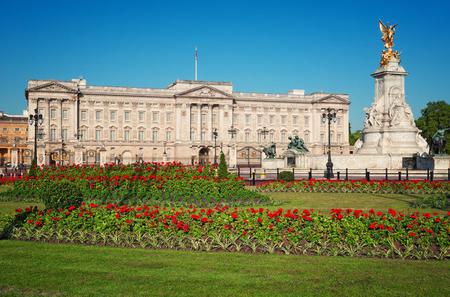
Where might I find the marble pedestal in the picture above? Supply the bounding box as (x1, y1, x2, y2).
(261, 158, 285, 169)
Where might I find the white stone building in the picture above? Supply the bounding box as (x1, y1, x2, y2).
(25, 79, 350, 166)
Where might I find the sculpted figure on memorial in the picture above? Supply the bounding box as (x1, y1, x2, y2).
(364, 103, 382, 128)
(379, 20, 401, 66)
(287, 135, 309, 153)
(389, 97, 415, 127)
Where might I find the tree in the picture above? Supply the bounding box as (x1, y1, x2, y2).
(415, 101, 450, 154)
(348, 123, 361, 145)
(218, 151, 228, 179)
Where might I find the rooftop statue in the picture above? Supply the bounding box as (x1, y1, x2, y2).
(379, 20, 401, 66)
(287, 135, 309, 153)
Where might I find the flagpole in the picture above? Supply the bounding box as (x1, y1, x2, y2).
(194, 47, 198, 81)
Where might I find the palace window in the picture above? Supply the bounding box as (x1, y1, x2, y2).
(50, 129, 56, 141)
(337, 117, 342, 125)
(292, 115, 298, 125)
(152, 130, 158, 142)
(190, 129, 196, 141)
(95, 110, 102, 121)
(152, 112, 159, 123)
(245, 131, 250, 142)
(245, 114, 251, 125)
(166, 112, 172, 123)
(139, 111, 145, 122)
(257, 114, 263, 125)
(139, 130, 145, 142)
(95, 130, 101, 142)
(124, 130, 130, 141)
(62, 110, 68, 120)
(201, 113, 207, 126)
(281, 115, 287, 125)
(337, 133, 342, 144)
(281, 131, 286, 143)
(124, 111, 131, 122)
(81, 110, 87, 121)
(320, 133, 325, 143)
(110, 111, 117, 121)
(166, 130, 172, 141)
(110, 130, 116, 141)
(269, 131, 274, 142)
(304, 116, 309, 126)
(61, 129, 67, 141)
(201, 131, 206, 141)
(269, 115, 274, 125)
(50, 109, 56, 120)
(304, 131, 310, 143)
(79, 130, 85, 141)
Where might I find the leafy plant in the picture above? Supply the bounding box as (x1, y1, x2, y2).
(40, 179, 83, 209)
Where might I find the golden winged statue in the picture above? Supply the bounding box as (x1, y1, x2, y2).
(379, 20, 400, 66)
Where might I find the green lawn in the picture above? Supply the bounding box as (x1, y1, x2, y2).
(0, 192, 443, 216)
(0, 240, 449, 297)
(267, 192, 444, 214)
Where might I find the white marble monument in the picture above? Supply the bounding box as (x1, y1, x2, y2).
(357, 21, 428, 155)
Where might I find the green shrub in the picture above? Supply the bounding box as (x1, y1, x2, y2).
(28, 159, 37, 177)
(411, 194, 450, 210)
(40, 179, 83, 209)
(218, 151, 228, 179)
(279, 171, 294, 182)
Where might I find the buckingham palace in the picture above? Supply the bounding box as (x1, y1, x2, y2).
(25, 78, 350, 167)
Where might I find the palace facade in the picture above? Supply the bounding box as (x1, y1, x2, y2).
(0, 111, 29, 167)
(26, 79, 350, 166)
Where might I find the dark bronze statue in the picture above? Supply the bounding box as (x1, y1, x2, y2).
(430, 128, 449, 155)
(287, 135, 309, 153)
(263, 142, 276, 159)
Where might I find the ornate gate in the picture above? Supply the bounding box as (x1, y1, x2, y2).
(237, 146, 261, 168)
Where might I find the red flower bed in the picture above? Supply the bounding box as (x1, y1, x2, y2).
(8, 204, 450, 259)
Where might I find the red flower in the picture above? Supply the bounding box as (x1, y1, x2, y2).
(68, 206, 76, 211)
(369, 222, 377, 230)
(257, 217, 263, 224)
(408, 232, 416, 237)
(183, 224, 189, 233)
(224, 224, 231, 230)
(15, 208, 22, 213)
(201, 217, 208, 224)
(125, 219, 133, 224)
(231, 212, 238, 219)
(287, 227, 294, 233)
(115, 213, 120, 219)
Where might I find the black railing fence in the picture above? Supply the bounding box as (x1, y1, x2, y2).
(230, 167, 450, 186)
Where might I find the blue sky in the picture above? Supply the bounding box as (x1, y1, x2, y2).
(0, 0, 449, 130)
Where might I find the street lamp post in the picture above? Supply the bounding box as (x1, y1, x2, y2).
(28, 108, 43, 165)
(212, 128, 218, 165)
(228, 125, 237, 139)
(322, 108, 337, 179)
(260, 126, 269, 141)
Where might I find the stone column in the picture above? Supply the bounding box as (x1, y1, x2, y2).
(10, 147, 18, 168)
(37, 144, 46, 166)
(99, 147, 107, 165)
(197, 105, 201, 141)
(175, 103, 182, 141)
(219, 105, 225, 142)
(207, 105, 212, 141)
(74, 143, 84, 165)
